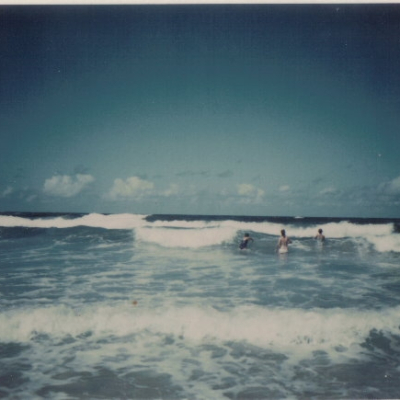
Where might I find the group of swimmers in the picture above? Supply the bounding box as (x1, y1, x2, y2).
(239, 228, 325, 253)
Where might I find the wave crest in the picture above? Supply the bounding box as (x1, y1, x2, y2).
(135, 226, 237, 248)
(0, 213, 398, 252)
(2, 304, 400, 361)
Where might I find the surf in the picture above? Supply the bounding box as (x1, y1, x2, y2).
(2, 212, 400, 399)
(135, 226, 237, 248)
(0, 213, 148, 230)
(2, 303, 400, 361)
(0, 213, 399, 252)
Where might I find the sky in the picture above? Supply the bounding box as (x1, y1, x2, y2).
(1, 3, 400, 218)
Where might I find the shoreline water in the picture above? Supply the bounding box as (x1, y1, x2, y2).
(1, 212, 400, 399)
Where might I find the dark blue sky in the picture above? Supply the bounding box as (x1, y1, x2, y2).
(1, 4, 400, 217)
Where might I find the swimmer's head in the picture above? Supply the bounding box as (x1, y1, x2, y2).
(318, 229, 323, 234)
(281, 229, 286, 236)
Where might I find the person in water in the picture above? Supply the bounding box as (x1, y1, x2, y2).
(277, 229, 292, 253)
(239, 233, 254, 249)
(315, 228, 325, 242)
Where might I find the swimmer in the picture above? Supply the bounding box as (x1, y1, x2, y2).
(239, 233, 254, 250)
(315, 228, 325, 242)
(277, 229, 292, 253)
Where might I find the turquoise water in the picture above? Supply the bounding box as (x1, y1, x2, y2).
(1, 213, 400, 399)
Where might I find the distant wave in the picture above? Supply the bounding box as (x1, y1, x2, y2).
(0, 213, 148, 230)
(0, 213, 399, 252)
(135, 226, 237, 248)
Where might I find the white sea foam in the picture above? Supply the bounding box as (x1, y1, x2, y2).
(135, 226, 237, 248)
(2, 303, 399, 360)
(224, 219, 394, 241)
(2, 213, 399, 399)
(0, 214, 398, 252)
(0, 213, 148, 229)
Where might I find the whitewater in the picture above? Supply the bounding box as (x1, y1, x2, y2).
(1, 212, 400, 399)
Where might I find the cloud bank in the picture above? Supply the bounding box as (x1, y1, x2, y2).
(380, 176, 400, 195)
(43, 174, 95, 197)
(107, 176, 154, 200)
(237, 183, 264, 203)
(1, 186, 13, 197)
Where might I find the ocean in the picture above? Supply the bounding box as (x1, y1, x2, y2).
(1, 212, 400, 400)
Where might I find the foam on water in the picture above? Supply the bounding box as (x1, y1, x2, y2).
(2, 303, 399, 361)
(0, 213, 148, 229)
(1, 213, 400, 399)
(135, 226, 238, 248)
(1, 213, 398, 252)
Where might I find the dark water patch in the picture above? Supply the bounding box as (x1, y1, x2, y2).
(361, 329, 400, 357)
(226, 342, 288, 364)
(382, 280, 400, 295)
(0, 283, 47, 299)
(0, 226, 47, 241)
(312, 291, 358, 309)
(0, 371, 28, 390)
(0, 212, 85, 219)
(322, 361, 400, 399)
(225, 385, 287, 400)
(55, 335, 77, 347)
(151, 270, 191, 282)
(31, 332, 52, 344)
(69, 290, 117, 303)
(0, 343, 29, 358)
(123, 369, 183, 399)
(212, 377, 237, 390)
(199, 344, 228, 359)
(104, 272, 136, 280)
(37, 368, 163, 399)
(51, 226, 134, 248)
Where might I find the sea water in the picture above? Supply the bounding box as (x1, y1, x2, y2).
(0, 212, 400, 400)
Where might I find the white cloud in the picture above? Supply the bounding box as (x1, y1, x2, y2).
(43, 174, 95, 197)
(380, 176, 400, 195)
(26, 194, 38, 203)
(107, 176, 154, 200)
(162, 183, 179, 197)
(319, 187, 337, 196)
(1, 186, 13, 197)
(237, 183, 264, 203)
(237, 184, 255, 196)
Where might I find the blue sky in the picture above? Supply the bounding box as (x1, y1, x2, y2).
(1, 4, 400, 218)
